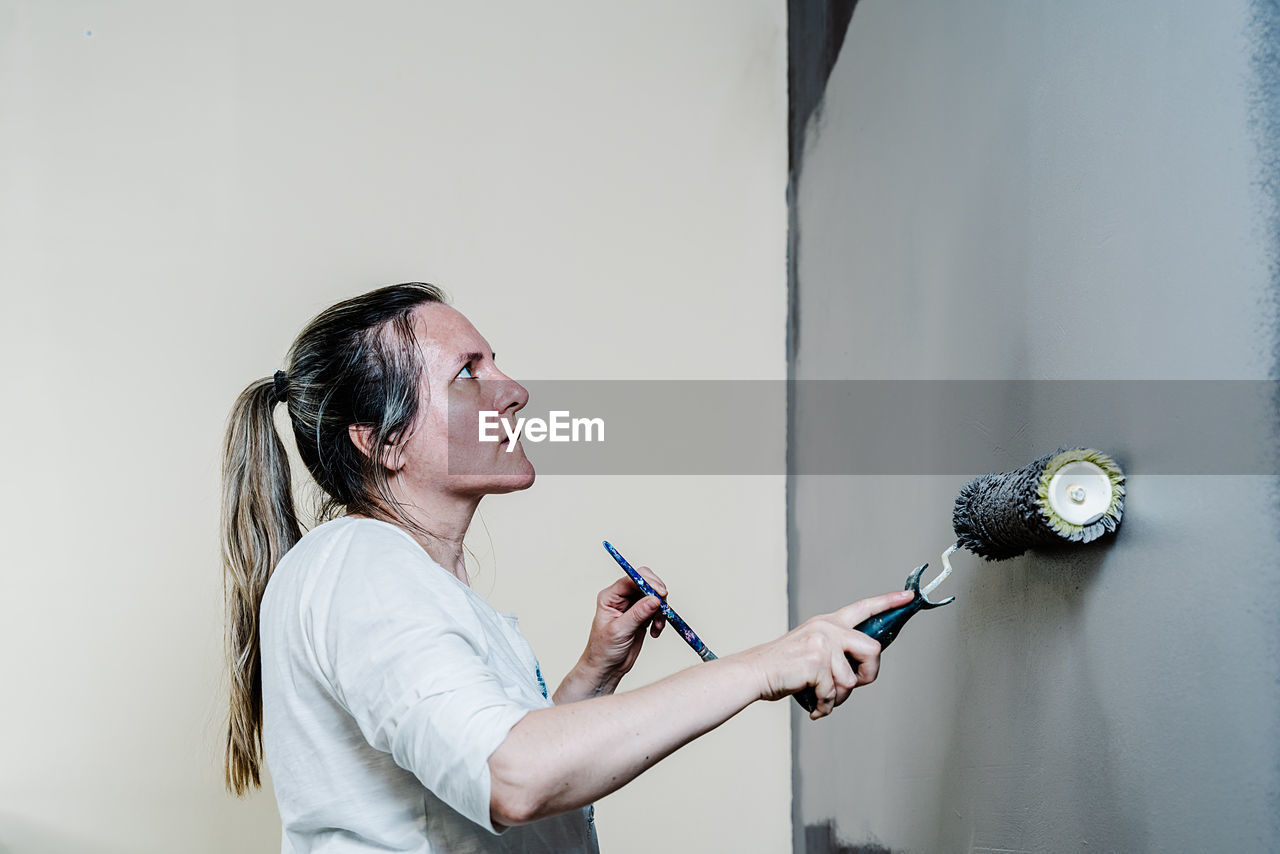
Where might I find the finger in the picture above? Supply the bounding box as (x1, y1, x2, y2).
(650, 614, 666, 638)
(811, 663, 836, 721)
(634, 565, 669, 599)
(842, 631, 882, 686)
(832, 649, 858, 707)
(833, 589, 915, 629)
(620, 595, 662, 634)
(599, 575, 648, 608)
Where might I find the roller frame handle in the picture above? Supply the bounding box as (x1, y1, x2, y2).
(793, 563, 951, 715)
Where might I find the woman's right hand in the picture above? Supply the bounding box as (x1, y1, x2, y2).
(490, 586, 918, 823)
(734, 589, 916, 720)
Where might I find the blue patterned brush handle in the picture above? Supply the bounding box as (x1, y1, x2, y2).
(602, 541, 717, 662)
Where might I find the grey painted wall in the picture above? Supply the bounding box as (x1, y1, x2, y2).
(789, 2, 1280, 852)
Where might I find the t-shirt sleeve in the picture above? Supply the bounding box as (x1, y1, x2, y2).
(306, 528, 537, 834)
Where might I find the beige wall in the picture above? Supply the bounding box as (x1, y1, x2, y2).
(0, 2, 788, 852)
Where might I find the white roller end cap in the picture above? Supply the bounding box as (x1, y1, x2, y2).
(1046, 460, 1114, 526)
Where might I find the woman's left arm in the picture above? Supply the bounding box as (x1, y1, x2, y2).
(552, 566, 668, 704)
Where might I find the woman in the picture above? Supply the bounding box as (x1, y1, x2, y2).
(221, 282, 912, 853)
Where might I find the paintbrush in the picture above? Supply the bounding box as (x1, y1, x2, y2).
(602, 541, 718, 662)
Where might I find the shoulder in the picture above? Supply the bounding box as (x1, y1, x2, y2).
(296, 516, 448, 586)
(296, 520, 495, 678)
(292, 516, 475, 619)
(327, 515, 432, 564)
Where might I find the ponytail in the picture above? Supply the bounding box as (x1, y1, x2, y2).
(221, 377, 301, 796)
(219, 282, 448, 796)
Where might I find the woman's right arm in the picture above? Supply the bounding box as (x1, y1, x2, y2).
(486, 588, 915, 828)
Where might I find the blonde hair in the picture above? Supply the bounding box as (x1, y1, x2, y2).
(220, 282, 446, 795)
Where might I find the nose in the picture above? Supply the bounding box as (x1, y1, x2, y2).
(488, 368, 529, 415)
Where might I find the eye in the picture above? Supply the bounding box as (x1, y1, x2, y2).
(457, 361, 476, 380)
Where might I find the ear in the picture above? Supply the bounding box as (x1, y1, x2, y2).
(348, 423, 406, 472)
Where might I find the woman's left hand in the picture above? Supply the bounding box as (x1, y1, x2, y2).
(554, 566, 668, 702)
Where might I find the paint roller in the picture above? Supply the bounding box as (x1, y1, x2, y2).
(794, 447, 1126, 715)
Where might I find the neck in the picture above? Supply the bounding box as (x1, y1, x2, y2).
(355, 492, 481, 585)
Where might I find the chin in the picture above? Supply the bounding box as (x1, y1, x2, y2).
(486, 466, 536, 494)
(451, 460, 536, 495)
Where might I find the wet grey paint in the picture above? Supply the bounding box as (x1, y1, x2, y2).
(787, 0, 859, 177)
(1251, 0, 1280, 383)
(788, 2, 1280, 852)
(804, 820, 894, 854)
(786, 4, 861, 850)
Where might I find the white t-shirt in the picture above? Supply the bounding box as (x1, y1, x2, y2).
(260, 515, 600, 853)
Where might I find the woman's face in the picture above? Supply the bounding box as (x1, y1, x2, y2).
(390, 302, 535, 498)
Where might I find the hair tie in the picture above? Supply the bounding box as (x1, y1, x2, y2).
(271, 369, 291, 404)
